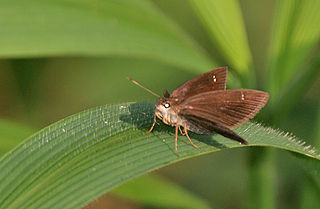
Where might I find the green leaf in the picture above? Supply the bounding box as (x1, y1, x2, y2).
(247, 148, 276, 209)
(269, 54, 320, 124)
(0, 103, 319, 209)
(189, 0, 253, 79)
(314, 104, 320, 148)
(112, 174, 211, 209)
(0, 0, 214, 71)
(299, 176, 320, 209)
(266, 0, 320, 107)
(0, 119, 36, 157)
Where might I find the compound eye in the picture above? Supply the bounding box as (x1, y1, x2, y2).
(164, 103, 170, 108)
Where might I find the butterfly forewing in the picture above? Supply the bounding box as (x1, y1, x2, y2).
(178, 90, 269, 129)
(170, 67, 228, 98)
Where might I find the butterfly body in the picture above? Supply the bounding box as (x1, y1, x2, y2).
(128, 67, 269, 155)
(154, 97, 204, 134)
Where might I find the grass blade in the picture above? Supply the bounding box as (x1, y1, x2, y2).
(111, 174, 211, 209)
(189, 0, 253, 80)
(0, 103, 319, 209)
(267, 0, 320, 105)
(0, 0, 214, 71)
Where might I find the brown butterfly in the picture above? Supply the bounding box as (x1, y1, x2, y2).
(127, 67, 269, 155)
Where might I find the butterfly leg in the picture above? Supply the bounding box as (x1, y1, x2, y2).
(175, 126, 179, 156)
(179, 126, 185, 135)
(184, 123, 200, 149)
(145, 115, 157, 134)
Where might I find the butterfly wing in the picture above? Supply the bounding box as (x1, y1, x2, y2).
(179, 114, 249, 144)
(170, 67, 228, 98)
(178, 89, 269, 129)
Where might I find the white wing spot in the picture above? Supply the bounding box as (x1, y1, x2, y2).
(186, 106, 194, 109)
(213, 74, 217, 82)
(241, 92, 245, 100)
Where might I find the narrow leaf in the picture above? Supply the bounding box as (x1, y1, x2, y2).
(112, 175, 211, 209)
(267, 0, 320, 104)
(0, 0, 214, 71)
(0, 103, 318, 209)
(189, 0, 253, 78)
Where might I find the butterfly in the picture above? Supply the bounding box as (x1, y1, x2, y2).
(128, 67, 269, 155)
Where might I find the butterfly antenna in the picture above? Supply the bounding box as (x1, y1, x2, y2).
(126, 77, 160, 98)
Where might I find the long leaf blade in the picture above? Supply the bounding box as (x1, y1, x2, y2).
(189, 0, 253, 79)
(111, 175, 211, 209)
(267, 0, 320, 103)
(0, 0, 214, 71)
(0, 103, 318, 209)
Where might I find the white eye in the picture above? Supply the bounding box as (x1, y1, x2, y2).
(164, 103, 170, 108)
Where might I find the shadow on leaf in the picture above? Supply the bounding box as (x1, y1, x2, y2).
(119, 103, 227, 150)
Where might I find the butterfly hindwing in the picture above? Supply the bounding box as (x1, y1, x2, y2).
(181, 114, 249, 144)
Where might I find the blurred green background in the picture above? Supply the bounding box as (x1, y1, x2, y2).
(0, 0, 319, 208)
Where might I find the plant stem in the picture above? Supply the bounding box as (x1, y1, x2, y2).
(247, 147, 276, 209)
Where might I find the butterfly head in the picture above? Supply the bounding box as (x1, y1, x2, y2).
(154, 98, 181, 126)
(155, 98, 170, 119)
